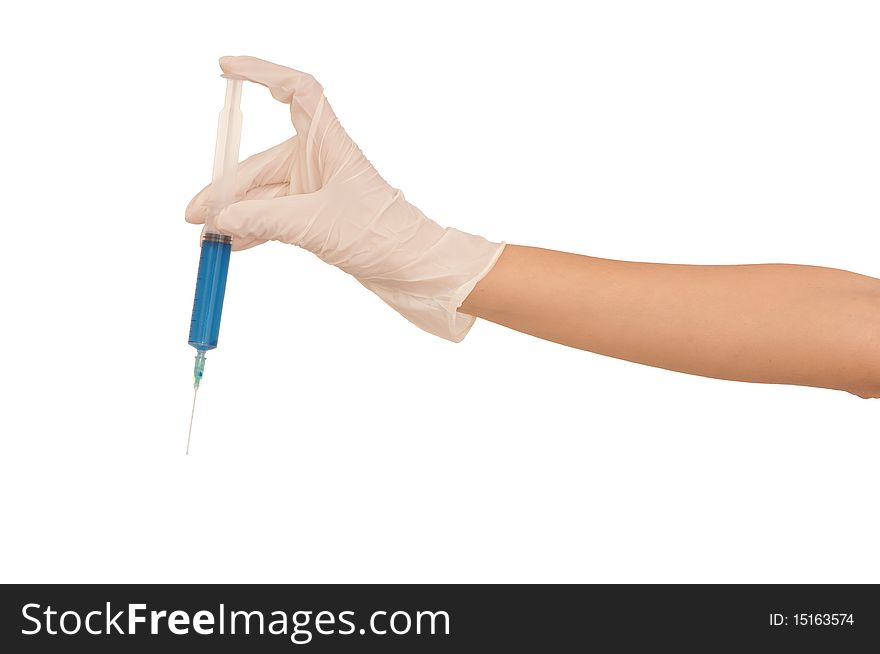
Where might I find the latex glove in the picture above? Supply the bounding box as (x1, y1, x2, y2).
(186, 56, 504, 342)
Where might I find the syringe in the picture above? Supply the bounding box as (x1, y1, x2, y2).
(186, 76, 244, 454)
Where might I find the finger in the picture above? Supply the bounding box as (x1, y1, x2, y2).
(215, 191, 329, 249)
(229, 183, 292, 251)
(185, 137, 297, 224)
(220, 56, 371, 191)
(195, 183, 290, 250)
(220, 56, 327, 143)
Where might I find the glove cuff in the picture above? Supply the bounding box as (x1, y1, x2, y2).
(361, 229, 506, 342)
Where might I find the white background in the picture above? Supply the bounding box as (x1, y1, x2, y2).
(1, 0, 879, 583)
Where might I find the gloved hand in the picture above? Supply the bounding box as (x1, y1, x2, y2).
(186, 56, 505, 342)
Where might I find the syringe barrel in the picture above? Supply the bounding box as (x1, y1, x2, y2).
(188, 233, 232, 351)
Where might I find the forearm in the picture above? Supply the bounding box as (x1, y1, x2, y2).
(460, 245, 880, 397)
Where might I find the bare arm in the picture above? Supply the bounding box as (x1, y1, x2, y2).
(185, 58, 880, 393)
(460, 245, 880, 398)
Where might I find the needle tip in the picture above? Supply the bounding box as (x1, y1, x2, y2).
(186, 384, 199, 455)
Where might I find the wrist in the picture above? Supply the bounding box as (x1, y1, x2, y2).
(363, 228, 505, 342)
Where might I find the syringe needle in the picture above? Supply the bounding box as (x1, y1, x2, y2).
(187, 352, 206, 455)
(186, 386, 199, 455)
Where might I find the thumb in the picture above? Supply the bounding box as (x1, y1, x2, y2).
(214, 191, 330, 251)
(185, 137, 297, 225)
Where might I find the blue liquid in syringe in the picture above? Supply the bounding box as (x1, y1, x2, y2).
(189, 233, 232, 352)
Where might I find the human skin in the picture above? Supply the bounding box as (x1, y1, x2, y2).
(459, 245, 880, 398)
(190, 59, 880, 396)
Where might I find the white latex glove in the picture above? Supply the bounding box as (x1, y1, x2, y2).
(186, 56, 505, 342)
